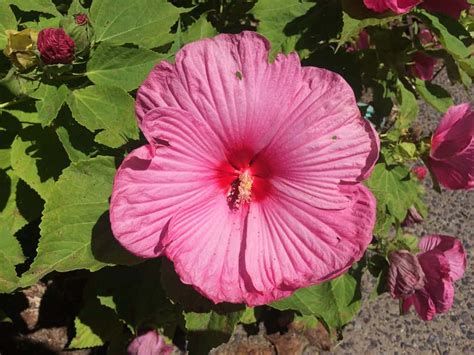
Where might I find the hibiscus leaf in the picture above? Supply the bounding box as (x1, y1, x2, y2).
(251, 0, 313, 58)
(90, 0, 182, 49)
(340, 0, 398, 45)
(0, 0, 17, 49)
(414, 79, 453, 113)
(365, 163, 419, 222)
(0, 224, 24, 293)
(6, 0, 60, 16)
(179, 15, 218, 47)
(271, 273, 361, 329)
(395, 80, 418, 129)
(35, 85, 69, 127)
(10, 125, 69, 200)
(185, 309, 245, 354)
(87, 44, 167, 91)
(18, 156, 140, 288)
(67, 85, 139, 148)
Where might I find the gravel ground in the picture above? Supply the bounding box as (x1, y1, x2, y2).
(334, 72, 474, 355)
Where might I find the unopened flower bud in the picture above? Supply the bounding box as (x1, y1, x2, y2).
(402, 206, 424, 227)
(388, 250, 426, 299)
(74, 13, 89, 26)
(412, 166, 427, 181)
(37, 28, 75, 65)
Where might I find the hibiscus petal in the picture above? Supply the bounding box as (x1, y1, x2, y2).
(242, 184, 375, 298)
(418, 251, 454, 314)
(259, 67, 379, 209)
(136, 31, 302, 154)
(409, 288, 437, 321)
(430, 145, 474, 190)
(110, 109, 225, 258)
(163, 194, 292, 305)
(419, 235, 466, 281)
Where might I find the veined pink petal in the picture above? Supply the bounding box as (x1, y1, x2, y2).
(242, 185, 375, 302)
(137, 32, 302, 155)
(363, 0, 421, 14)
(110, 109, 226, 258)
(128, 330, 173, 355)
(417, 251, 454, 314)
(419, 235, 466, 281)
(403, 288, 437, 321)
(410, 52, 437, 81)
(429, 103, 474, 190)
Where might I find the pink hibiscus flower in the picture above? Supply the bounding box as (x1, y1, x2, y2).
(429, 103, 474, 190)
(421, 0, 470, 19)
(110, 32, 379, 306)
(128, 330, 173, 355)
(410, 51, 438, 81)
(363, 0, 422, 14)
(388, 235, 466, 321)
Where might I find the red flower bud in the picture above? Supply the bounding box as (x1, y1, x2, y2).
(412, 166, 427, 181)
(74, 13, 89, 26)
(37, 28, 75, 65)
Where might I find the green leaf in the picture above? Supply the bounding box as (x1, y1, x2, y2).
(90, 0, 182, 48)
(396, 142, 416, 159)
(395, 80, 418, 129)
(87, 44, 166, 91)
(67, 85, 139, 148)
(19, 156, 140, 288)
(0, 308, 12, 323)
(365, 164, 419, 221)
(69, 296, 130, 350)
(0, 224, 24, 293)
(180, 15, 218, 45)
(68, 0, 86, 16)
(7, 0, 60, 16)
(340, 0, 398, 45)
(0, 170, 28, 235)
(185, 309, 244, 354)
(271, 273, 361, 329)
(55, 126, 89, 163)
(35, 85, 69, 127)
(10, 126, 69, 200)
(415, 79, 454, 113)
(251, 0, 313, 58)
(0, 0, 17, 49)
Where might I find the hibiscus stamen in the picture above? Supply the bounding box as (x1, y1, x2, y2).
(227, 170, 253, 210)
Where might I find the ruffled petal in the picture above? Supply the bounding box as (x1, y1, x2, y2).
(257, 67, 379, 209)
(136, 31, 302, 154)
(163, 193, 291, 305)
(430, 144, 474, 190)
(419, 235, 466, 281)
(410, 288, 437, 321)
(242, 184, 375, 299)
(418, 251, 454, 314)
(110, 110, 226, 258)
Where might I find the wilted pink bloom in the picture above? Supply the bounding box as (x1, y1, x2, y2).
(74, 13, 89, 26)
(429, 103, 474, 190)
(37, 28, 75, 64)
(110, 32, 379, 306)
(128, 330, 173, 355)
(363, 0, 421, 14)
(421, 0, 469, 19)
(410, 51, 437, 80)
(388, 250, 426, 298)
(346, 29, 370, 52)
(401, 235, 466, 321)
(412, 166, 428, 181)
(402, 206, 424, 227)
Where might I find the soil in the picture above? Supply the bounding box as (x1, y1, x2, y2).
(0, 72, 471, 355)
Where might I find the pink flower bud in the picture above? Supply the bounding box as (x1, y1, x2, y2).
(363, 0, 421, 14)
(74, 13, 89, 26)
(401, 206, 424, 227)
(37, 28, 75, 65)
(410, 51, 438, 81)
(127, 330, 173, 355)
(388, 250, 426, 298)
(412, 166, 427, 181)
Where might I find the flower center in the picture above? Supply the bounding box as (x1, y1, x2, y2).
(227, 170, 253, 211)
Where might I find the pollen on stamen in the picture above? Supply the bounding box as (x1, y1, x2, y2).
(227, 170, 253, 211)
